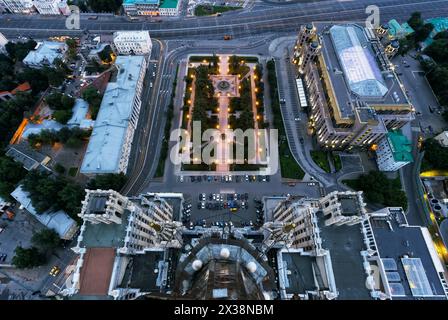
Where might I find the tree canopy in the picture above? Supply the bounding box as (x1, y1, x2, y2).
(5, 39, 37, 62)
(87, 173, 127, 191)
(344, 171, 408, 210)
(21, 170, 86, 219)
(82, 86, 103, 120)
(12, 246, 46, 269)
(31, 229, 61, 252)
(0, 155, 27, 200)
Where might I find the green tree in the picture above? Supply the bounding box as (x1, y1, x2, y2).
(87, 173, 127, 191)
(0, 156, 27, 199)
(408, 12, 423, 30)
(82, 86, 103, 119)
(58, 182, 85, 217)
(31, 229, 61, 252)
(11, 246, 46, 269)
(53, 109, 73, 124)
(88, 0, 122, 13)
(414, 23, 434, 43)
(54, 163, 66, 175)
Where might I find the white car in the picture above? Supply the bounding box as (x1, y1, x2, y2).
(201, 202, 206, 209)
(179, 176, 184, 182)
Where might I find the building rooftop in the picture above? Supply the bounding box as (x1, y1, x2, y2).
(317, 211, 371, 300)
(119, 250, 165, 292)
(6, 143, 49, 171)
(123, 0, 159, 5)
(387, 130, 413, 163)
(23, 41, 66, 66)
(423, 17, 448, 48)
(78, 248, 116, 296)
(371, 208, 447, 299)
(279, 252, 319, 295)
(388, 19, 414, 38)
(80, 210, 130, 248)
(317, 23, 409, 121)
(80, 55, 145, 174)
(67, 98, 94, 128)
(160, 0, 178, 9)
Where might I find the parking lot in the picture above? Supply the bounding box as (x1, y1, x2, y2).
(181, 191, 265, 229)
(0, 205, 45, 266)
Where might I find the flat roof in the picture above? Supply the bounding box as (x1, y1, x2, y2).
(80, 55, 145, 174)
(123, 0, 159, 5)
(317, 23, 408, 120)
(371, 212, 446, 299)
(280, 252, 318, 294)
(23, 41, 65, 66)
(78, 248, 115, 296)
(120, 251, 165, 292)
(317, 211, 371, 299)
(6, 143, 48, 170)
(160, 0, 178, 9)
(387, 130, 413, 163)
(80, 210, 130, 248)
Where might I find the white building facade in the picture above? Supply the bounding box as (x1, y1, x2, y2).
(113, 31, 152, 55)
(32, 0, 64, 14)
(0, 0, 34, 13)
(434, 131, 448, 147)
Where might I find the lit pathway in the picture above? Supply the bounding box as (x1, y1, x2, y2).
(216, 55, 230, 173)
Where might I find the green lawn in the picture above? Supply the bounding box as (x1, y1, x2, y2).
(310, 150, 331, 173)
(267, 59, 304, 180)
(194, 5, 240, 16)
(332, 153, 342, 171)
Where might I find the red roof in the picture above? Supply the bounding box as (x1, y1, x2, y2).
(11, 82, 32, 94)
(79, 248, 116, 296)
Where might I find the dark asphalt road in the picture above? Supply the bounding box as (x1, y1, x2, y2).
(1, 0, 447, 39)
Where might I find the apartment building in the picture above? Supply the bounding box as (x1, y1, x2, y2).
(80, 55, 147, 175)
(32, 0, 65, 14)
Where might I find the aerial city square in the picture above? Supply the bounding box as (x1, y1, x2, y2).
(0, 0, 448, 307)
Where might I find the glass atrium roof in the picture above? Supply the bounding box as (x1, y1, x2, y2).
(330, 25, 388, 97)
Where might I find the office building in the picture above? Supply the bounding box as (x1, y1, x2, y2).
(293, 23, 414, 150)
(122, 0, 159, 16)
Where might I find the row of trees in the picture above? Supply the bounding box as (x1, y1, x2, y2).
(231, 78, 254, 131)
(344, 171, 408, 210)
(28, 127, 90, 149)
(192, 65, 218, 132)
